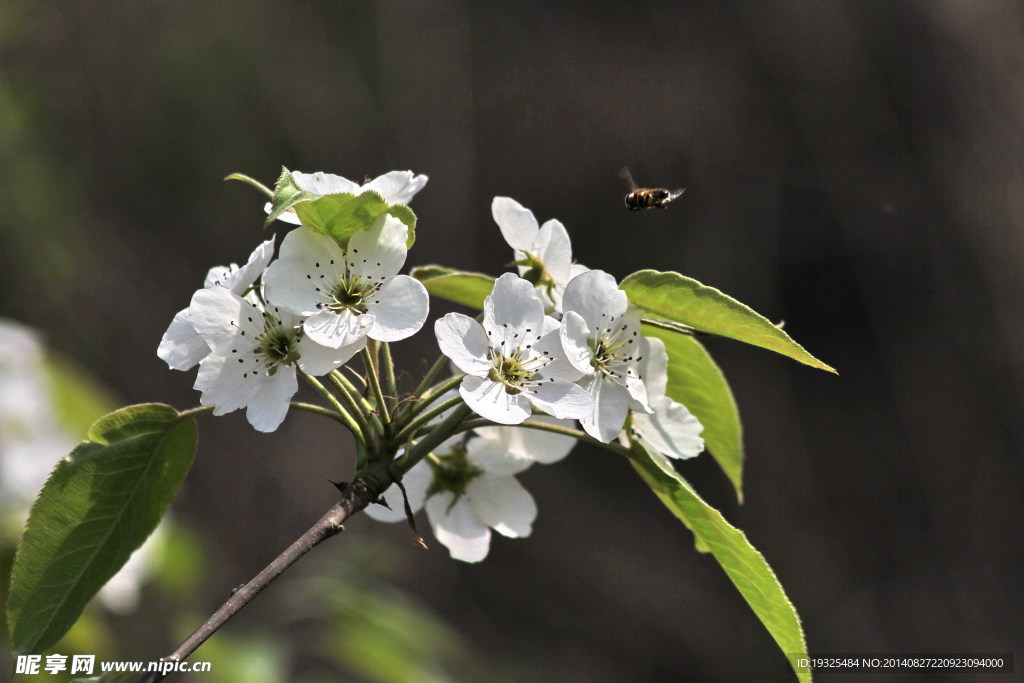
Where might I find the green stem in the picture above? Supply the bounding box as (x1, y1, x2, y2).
(381, 341, 399, 414)
(393, 394, 466, 445)
(289, 402, 348, 424)
(302, 375, 364, 443)
(328, 371, 377, 441)
(412, 353, 449, 400)
(402, 374, 465, 425)
(362, 343, 391, 426)
(391, 404, 472, 477)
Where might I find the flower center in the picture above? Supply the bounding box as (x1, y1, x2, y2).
(253, 316, 300, 375)
(327, 275, 377, 315)
(427, 445, 482, 499)
(487, 349, 537, 395)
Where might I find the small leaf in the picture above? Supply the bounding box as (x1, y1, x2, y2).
(294, 191, 417, 249)
(642, 324, 744, 501)
(264, 167, 318, 227)
(621, 270, 836, 373)
(6, 403, 197, 655)
(628, 440, 810, 682)
(410, 265, 496, 310)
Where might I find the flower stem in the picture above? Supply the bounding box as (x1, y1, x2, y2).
(289, 402, 350, 424)
(362, 343, 391, 426)
(328, 371, 378, 442)
(302, 375, 364, 443)
(391, 403, 472, 477)
(381, 341, 399, 414)
(392, 394, 466, 445)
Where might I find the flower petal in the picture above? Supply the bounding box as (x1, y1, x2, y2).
(304, 308, 372, 349)
(361, 171, 429, 204)
(157, 308, 210, 371)
(434, 313, 491, 377)
(244, 364, 298, 432)
(637, 336, 669, 403)
(226, 237, 275, 294)
(292, 171, 360, 196)
(367, 275, 428, 342)
(460, 375, 532, 425)
(194, 353, 259, 416)
(189, 287, 263, 356)
(465, 436, 534, 475)
(534, 219, 573, 284)
(264, 227, 346, 315)
(425, 492, 492, 563)
(296, 334, 365, 376)
(472, 415, 577, 465)
(467, 474, 536, 538)
(347, 215, 408, 283)
(633, 397, 705, 460)
(579, 374, 630, 443)
(484, 273, 546, 344)
(559, 310, 595, 376)
(561, 269, 627, 324)
(528, 378, 593, 421)
(492, 196, 539, 252)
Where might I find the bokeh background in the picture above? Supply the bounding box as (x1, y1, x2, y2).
(2, 1, 1022, 681)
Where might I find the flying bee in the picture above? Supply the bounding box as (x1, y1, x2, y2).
(619, 167, 684, 211)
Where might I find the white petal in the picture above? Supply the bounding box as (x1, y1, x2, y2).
(434, 314, 491, 377)
(361, 171, 429, 204)
(425, 492, 491, 563)
(244, 365, 298, 432)
(291, 171, 360, 196)
(559, 310, 595, 376)
(189, 288, 262, 356)
(460, 375, 532, 425)
(535, 219, 573, 284)
(226, 237, 276, 294)
(465, 436, 534, 475)
(264, 227, 345, 315)
(637, 336, 669, 403)
(473, 415, 577, 465)
(634, 397, 705, 460)
(528, 379, 594, 421)
(364, 460, 432, 523)
(561, 269, 627, 324)
(296, 334, 366, 376)
(157, 308, 210, 371)
(484, 273, 546, 343)
(366, 275, 428, 342)
(467, 474, 536, 538)
(303, 308, 372, 349)
(491, 196, 539, 252)
(194, 354, 260, 416)
(579, 375, 630, 443)
(347, 215, 408, 283)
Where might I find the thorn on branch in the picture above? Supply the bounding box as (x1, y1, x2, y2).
(395, 478, 428, 550)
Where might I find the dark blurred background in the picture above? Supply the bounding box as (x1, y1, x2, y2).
(2, 1, 1021, 681)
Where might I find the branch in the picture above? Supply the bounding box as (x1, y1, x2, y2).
(139, 478, 382, 682)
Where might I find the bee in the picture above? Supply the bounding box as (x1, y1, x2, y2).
(619, 167, 684, 211)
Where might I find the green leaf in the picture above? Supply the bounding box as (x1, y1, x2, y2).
(642, 324, 744, 501)
(410, 265, 496, 310)
(621, 270, 836, 373)
(264, 167, 318, 227)
(628, 440, 810, 682)
(6, 403, 197, 655)
(293, 190, 417, 250)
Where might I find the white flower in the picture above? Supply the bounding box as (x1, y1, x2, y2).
(560, 270, 651, 442)
(492, 197, 581, 310)
(434, 273, 592, 425)
(469, 415, 577, 474)
(189, 287, 359, 432)
(630, 336, 704, 459)
(268, 170, 428, 225)
(263, 218, 429, 350)
(365, 433, 548, 563)
(158, 238, 275, 371)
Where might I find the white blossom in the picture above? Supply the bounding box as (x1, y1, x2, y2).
(434, 273, 591, 425)
(268, 170, 428, 225)
(492, 196, 582, 310)
(189, 287, 358, 432)
(158, 238, 275, 371)
(630, 336, 704, 459)
(560, 270, 651, 442)
(263, 218, 428, 350)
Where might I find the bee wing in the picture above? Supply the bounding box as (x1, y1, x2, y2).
(667, 188, 686, 202)
(618, 166, 639, 189)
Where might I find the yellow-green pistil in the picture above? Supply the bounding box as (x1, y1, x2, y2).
(327, 275, 378, 315)
(487, 349, 536, 395)
(253, 316, 300, 376)
(427, 445, 482, 500)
